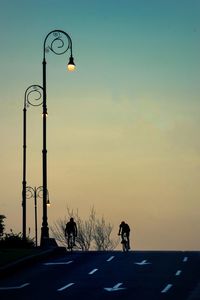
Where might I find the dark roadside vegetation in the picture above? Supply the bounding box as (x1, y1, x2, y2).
(0, 215, 43, 268)
(0, 248, 44, 267)
(0, 231, 41, 268)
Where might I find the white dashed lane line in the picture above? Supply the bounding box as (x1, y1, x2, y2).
(183, 256, 188, 262)
(175, 270, 182, 276)
(161, 284, 173, 293)
(44, 260, 73, 266)
(57, 283, 75, 292)
(107, 256, 115, 262)
(89, 268, 98, 275)
(0, 283, 30, 290)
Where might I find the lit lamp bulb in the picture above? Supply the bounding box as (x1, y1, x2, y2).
(42, 112, 48, 117)
(46, 192, 50, 207)
(67, 56, 75, 71)
(47, 198, 50, 207)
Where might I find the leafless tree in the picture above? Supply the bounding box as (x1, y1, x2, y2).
(66, 206, 96, 251)
(50, 206, 117, 251)
(50, 218, 67, 247)
(93, 217, 118, 250)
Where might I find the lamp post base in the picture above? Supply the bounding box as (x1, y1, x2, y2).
(40, 236, 58, 248)
(40, 226, 49, 247)
(40, 225, 58, 248)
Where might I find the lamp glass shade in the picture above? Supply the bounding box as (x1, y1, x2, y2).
(67, 56, 75, 71)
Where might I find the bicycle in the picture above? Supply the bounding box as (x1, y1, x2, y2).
(67, 233, 75, 252)
(120, 234, 129, 252)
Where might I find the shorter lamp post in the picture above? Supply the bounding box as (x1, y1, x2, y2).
(22, 85, 43, 240)
(26, 186, 50, 247)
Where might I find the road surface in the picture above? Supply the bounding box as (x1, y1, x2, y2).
(0, 250, 200, 299)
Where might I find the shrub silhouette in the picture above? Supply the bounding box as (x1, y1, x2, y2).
(0, 231, 34, 248)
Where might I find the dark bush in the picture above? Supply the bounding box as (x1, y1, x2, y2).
(0, 232, 34, 248)
(0, 215, 6, 238)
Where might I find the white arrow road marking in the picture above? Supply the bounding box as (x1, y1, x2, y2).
(107, 256, 115, 262)
(89, 268, 98, 275)
(44, 260, 73, 265)
(161, 284, 173, 293)
(134, 260, 151, 265)
(104, 283, 126, 292)
(57, 283, 75, 291)
(0, 283, 30, 290)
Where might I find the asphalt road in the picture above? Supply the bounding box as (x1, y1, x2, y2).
(0, 250, 200, 300)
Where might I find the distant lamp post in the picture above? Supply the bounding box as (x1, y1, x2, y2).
(26, 186, 50, 247)
(41, 29, 75, 246)
(22, 85, 43, 240)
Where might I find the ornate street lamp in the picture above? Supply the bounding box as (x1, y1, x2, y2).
(26, 186, 50, 247)
(22, 85, 43, 240)
(41, 30, 75, 246)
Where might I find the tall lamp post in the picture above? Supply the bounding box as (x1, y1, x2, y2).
(26, 186, 50, 247)
(41, 30, 75, 246)
(22, 85, 43, 240)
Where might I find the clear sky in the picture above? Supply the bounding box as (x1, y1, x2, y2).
(0, 0, 200, 250)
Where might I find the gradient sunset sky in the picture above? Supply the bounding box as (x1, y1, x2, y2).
(0, 0, 200, 249)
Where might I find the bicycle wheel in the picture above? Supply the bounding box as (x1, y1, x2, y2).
(125, 241, 129, 251)
(68, 234, 73, 252)
(122, 238, 129, 252)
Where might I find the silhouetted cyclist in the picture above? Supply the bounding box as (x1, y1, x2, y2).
(118, 221, 130, 249)
(65, 217, 77, 248)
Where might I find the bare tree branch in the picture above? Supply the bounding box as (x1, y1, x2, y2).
(50, 206, 117, 251)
